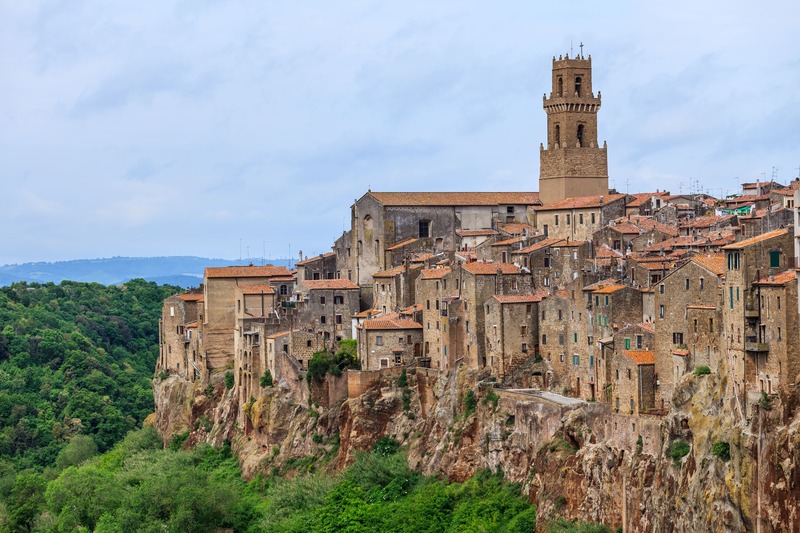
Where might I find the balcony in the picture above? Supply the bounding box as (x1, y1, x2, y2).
(745, 336, 769, 353)
(744, 306, 759, 319)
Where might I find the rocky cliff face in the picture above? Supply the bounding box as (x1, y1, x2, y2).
(153, 364, 800, 532)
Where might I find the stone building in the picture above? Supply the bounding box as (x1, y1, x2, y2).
(721, 227, 794, 416)
(750, 271, 799, 395)
(293, 278, 361, 352)
(372, 263, 423, 315)
(539, 53, 609, 205)
(459, 262, 533, 369)
(348, 191, 540, 307)
(533, 194, 628, 241)
(609, 350, 655, 415)
(415, 267, 457, 370)
(357, 317, 423, 371)
(296, 252, 337, 281)
(512, 238, 591, 291)
(203, 265, 293, 370)
(158, 292, 204, 378)
(653, 254, 725, 409)
(484, 294, 541, 381)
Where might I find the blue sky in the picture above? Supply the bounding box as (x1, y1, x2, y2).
(2, 1, 799, 263)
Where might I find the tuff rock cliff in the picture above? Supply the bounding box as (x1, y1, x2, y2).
(153, 364, 800, 532)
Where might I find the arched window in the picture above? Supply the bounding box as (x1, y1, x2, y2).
(557, 76, 563, 96)
(577, 124, 584, 147)
(575, 77, 582, 96)
(363, 214, 373, 232)
(554, 124, 560, 147)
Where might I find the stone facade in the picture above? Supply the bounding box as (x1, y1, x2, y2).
(484, 294, 541, 381)
(357, 318, 423, 371)
(533, 194, 628, 242)
(293, 278, 361, 353)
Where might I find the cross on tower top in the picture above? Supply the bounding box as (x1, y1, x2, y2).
(579, 42, 584, 58)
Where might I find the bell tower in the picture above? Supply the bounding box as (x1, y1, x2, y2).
(539, 52, 609, 204)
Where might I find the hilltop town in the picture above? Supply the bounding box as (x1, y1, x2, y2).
(153, 54, 800, 531)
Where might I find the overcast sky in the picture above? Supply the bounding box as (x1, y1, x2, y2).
(2, 1, 799, 264)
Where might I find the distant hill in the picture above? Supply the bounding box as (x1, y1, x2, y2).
(0, 256, 293, 287)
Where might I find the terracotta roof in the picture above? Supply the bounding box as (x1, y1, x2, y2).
(373, 264, 422, 278)
(401, 303, 423, 313)
(722, 228, 789, 249)
(295, 252, 335, 266)
(687, 305, 717, 310)
(691, 254, 726, 276)
(593, 284, 627, 294)
(516, 237, 566, 254)
(582, 279, 620, 292)
(626, 192, 670, 207)
(421, 267, 452, 280)
(724, 194, 770, 205)
(595, 245, 624, 259)
(366, 191, 540, 207)
(755, 270, 796, 286)
(623, 350, 655, 365)
(177, 293, 204, 302)
(491, 294, 543, 304)
(353, 308, 378, 319)
(672, 349, 690, 356)
(362, 318, 423, 330)
(680, 214, 733, 229)
(386, 237, 420, 251)
(461, 262, 521, 275)
(411, 253, 435, 262)
(236, 285, 276, 294)
(266, 329, 299, 340)
(301, 279, 359, 290)
(498, 222, 537, 236)
(185, 321, 199, 328)
(636, 261, 675, 271)
(645, 236, 708, 253)
(457, 229, 498, 237)
(637, 322, 655, 333)
(556, 240, 588, 247)
(609, 221, 642, 235)
(628, 216, 680, 237)
(205, 265, 292, 279)
(491, 236, 526, 247)
(534, 193, 627, 211)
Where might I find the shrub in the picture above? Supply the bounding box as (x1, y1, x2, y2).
(260, 370, 273, 387)
(636, 435, 643, 454)
(759, 391, 772, 411)
(169, 430, 190, 451)
(694, 365, 711, 376)
(402, 387, 412, 412)
(483, 387, 500, 409)
(372, 436, 401, 456)
(464, 390, 478, 416)
(312, 434, 323, 444)
(224, 371, 235, 389)
(669, 440, 690, 464)
(711, 441, 731, 461)
(204, 384, 215, 397)
(397, 368, 408, 387)
(308, 351, 334, 383)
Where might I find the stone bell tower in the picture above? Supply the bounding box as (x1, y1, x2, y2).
(539, 52, 609, 204)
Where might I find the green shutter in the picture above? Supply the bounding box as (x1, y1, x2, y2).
(625, 338, 631, 350)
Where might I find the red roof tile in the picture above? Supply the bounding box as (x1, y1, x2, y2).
(386, 237, 420, 251)
(205, 265, 292, 279)
(691, 254, 726, 276)
(363, 318, 423, 330)
(623, 350, 655, 365)
(177, 293, 204, 302)
(755, 270, 796, 286)
(534, 193, 627, 211)
(366, 191, 540, 207)
(722, 228, 789, 249)
(295, 252, 335, 266)
(461, 262, 521, 275)
(421, 267, 452, 280)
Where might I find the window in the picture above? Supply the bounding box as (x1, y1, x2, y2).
(566, 214, 571, 226)
(320, 296, 326, 304)
(591, 213, 596, 224)
(685, 279, 690, 290)
(335, 314, 342, 325)
(435, 300, 440, 310)
(778, 297, 781, 310)
(557, 76, 563, 96)
(636, 335, 643, 349)
(572, 354, 580, 366)
(334, 295, 344, 305)
(673, 332, 684, 345)
(542, 334, 547, 345)
(729, 287, 734, 309)
(778, 327, 782, 341)
(380, 358, 388, 368)
(624, 337, 631, 350)
(605, 296, 609, 306)
(579, 213, 584, 224)
(419, 220, 430, 238)
(526, 304, 532, 314)
(693, 319, 697, 333)
(507, 206, 514, 214)
(558, 310, 563, 321)
(770, 250, 780, 268)
(574, 332, 578, 343)
(709, 318, 714, 331)
(559, 334, 565, 346)
(560, 353, 565, 362)
(280, 285, 288, 296)
(575, 76, 582, 96)
(659, 305, 665, 318)
(426, 300, 430, 310)
(522, 343, 528, 352)
(544, 257, 551, 268)
(627, 368, 632, 379)
(307, 340, 312, 348)
(376, 335, 383, 346)
(659, 284, 665, 294)
(170, 306, 175, 317)
(699, 278, 704, 290)
(554, 214, 560, 226)
(320, 315, 326, 324)
(521, 325, 528, 335)
(541, 310, 546, 320)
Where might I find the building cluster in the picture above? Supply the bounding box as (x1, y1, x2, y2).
(157, 53, 800, 422)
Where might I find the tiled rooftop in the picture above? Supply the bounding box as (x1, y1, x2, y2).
(461, 262, 521, 275)
(362, 318, 423, 330)
(386, 237, 420, 251)
(755, 270, 796, 286)
(623, 350, 655, 365)
(691, 254, 726, 276)
(420, 267, 452, 280)
(205, 265, 293, 279)
(534, 193, 627, 211)
(721, 228, 789, 249)
(366, 191, 540, 207)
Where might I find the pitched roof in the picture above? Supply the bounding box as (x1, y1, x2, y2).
(295, 252, 335, 266)
(362, 318, 423, 330)
(235, 285, 276, 294)
(722, 228, 789, 249)
(498, 222, 537, 236)
(582, 278, 620, 291)
(420, 267, 452, 280)
(690, 254, 726, 276)
(491, 294, 543, 304)
(366, 191, 540, 207)
(353, 308, 379, 319)
(491, 236, 526, 247)
(205, 265, 293, 279)
(623, 350, 655, 365)
(755, 270, 796, 286)
(593, 284, 627, 294)
(534, 193, 627, 211)
(628, 216, 680, 237)
(680, 214, 733, 229)
(386, 237, 419, 251)
(595, 245, 624, 259)
(516, 237, 566, 254)
(457, 229, 498, 237)
(609, 221, 642, 235)
(372, 264, 422, 278)
(266, 329, 299, 340)
(637, 322, 655, 333)
(461, 262, 521, 275)
(177, 293, 204, 302)
(301, 279, 359, 290)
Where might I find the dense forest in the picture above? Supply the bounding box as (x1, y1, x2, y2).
(0, 279, 608, 532)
